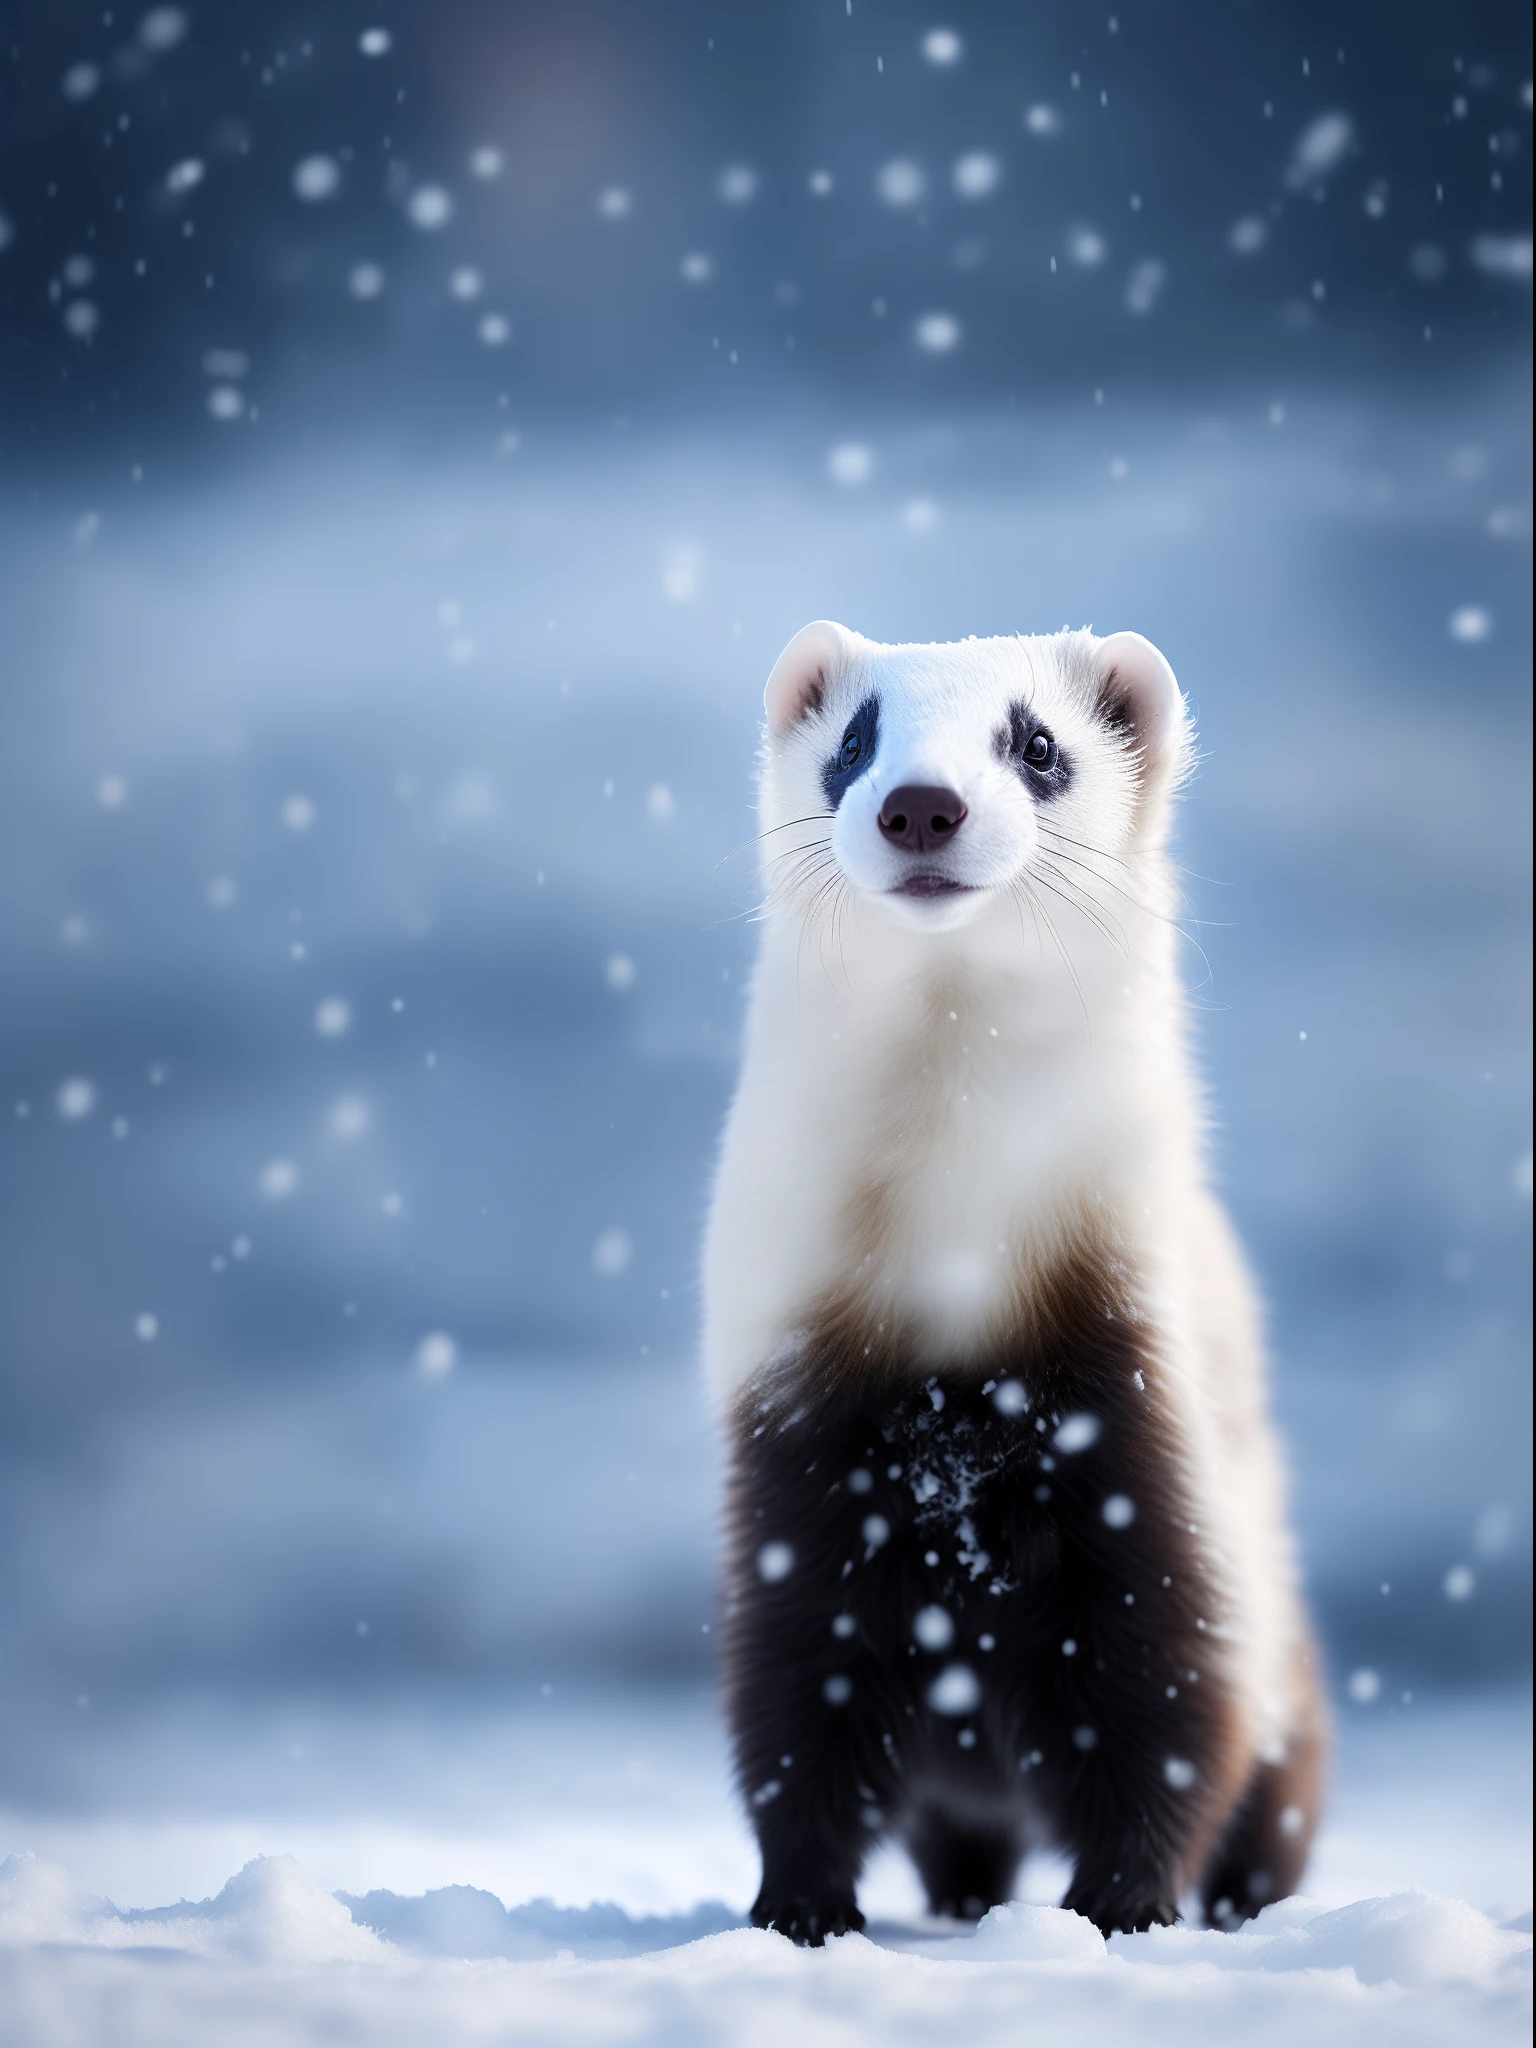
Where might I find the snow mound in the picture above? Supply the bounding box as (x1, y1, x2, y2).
(0, 1852, 117, 1947)
(1113, 1888, 1531, 1987)
(338, 1881, 740, 1958)
(0, 1851, 380, 1964)
(967, 1899, 1107, 1960)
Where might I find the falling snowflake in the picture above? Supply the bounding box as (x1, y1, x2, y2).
(952, 152, 1000, 199)
(407, 186, 454, 231)
(258, 1158, 299, 1200)
(1055, 1413, 1101, 1454)
(1125, 260, 1166, 314)
(292, 156, 340, 203)
(139, 8, 188, 52)
(914, 311, 960, 352)
(56, 1078, 97, 1121)
(913, 1605, 954, 1650)
(1285, 112, 1354, 190)
(876, 159, 926, 208)
(328, 1096, 371, 1141)
(828, 442, 873, 486)
(717, 165, 758, 204)
(314, 997, 352, 1038)
(592, 1227, 633, 1277)
(1471, 234, 1533, 281)
(415, 1332, 458, 1380)
(1448, 606, 1493, 643)
(928, 1664, 981, 1715)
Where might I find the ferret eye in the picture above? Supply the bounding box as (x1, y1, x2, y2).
(841, 728, 861, 765)
(1023, 729, 1056, 770)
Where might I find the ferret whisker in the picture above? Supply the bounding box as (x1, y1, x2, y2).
(1041, 827, 1215, 985)
(1035, 827, 1187, 925)
(1030, 868, 1123, 965)
(1033, 819, 1197, 912)
(773, 850, 837, 908)
(1028, 864, 1138, 958)
(1018, 876, 1090, 1031)
(1030, 859, 1130, 959)
(769, 851, 836, 896)
(716, 814, 836, 870)
(1172, 923, 1217, 996)
(1031, 824, 1140, 878)
(774, 848, 836, 895)
(1009, 875, 1044, 968)
(762, 829, 834, 863)
(799, 869, 845, 982)
(811, 880, 847, 991)
(1037, 825, 1204, 934)
(722, 843, 835, 932)
(822, 875, 855, 994)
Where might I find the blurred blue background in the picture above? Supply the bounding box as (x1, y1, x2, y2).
(0, 0, 1529, 1822)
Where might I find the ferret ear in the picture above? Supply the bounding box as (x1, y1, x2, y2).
(1093, 631, 1186, 769)
(764, 620, 853, 734)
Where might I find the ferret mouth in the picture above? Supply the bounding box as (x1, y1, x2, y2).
(888, 873, 977, 899)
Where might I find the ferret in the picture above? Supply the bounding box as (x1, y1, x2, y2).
(704, 621, 1325, 1944)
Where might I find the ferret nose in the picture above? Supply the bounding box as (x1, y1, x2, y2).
(877, 784, 968, 852)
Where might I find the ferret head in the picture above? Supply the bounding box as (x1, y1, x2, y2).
(759, 622, 1190, 938)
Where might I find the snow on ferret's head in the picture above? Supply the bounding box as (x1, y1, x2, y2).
(758, 622, 1191, 936)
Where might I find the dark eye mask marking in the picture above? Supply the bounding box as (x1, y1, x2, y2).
(821, 694, 880, 810)
(998, 701, 1071, 800)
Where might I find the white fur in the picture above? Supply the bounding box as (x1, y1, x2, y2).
(705, 623, 1312, 1763)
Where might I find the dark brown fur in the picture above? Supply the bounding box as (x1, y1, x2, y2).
(722, 1248, 1311, 1942)
(1200, 1642, 1328, 1927)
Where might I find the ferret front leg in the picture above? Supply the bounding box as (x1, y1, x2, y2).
(1016, 1510, 1247, 1934)
(729, 1560, 911, 1943)
(724, 1455, 905, 1944)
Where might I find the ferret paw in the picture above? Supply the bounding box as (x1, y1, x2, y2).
(750, 1889, 865, 1946)
(1063, 1879, 1178, 1936)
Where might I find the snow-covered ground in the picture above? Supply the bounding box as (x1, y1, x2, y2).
(1, 1684, 1528, 2045)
